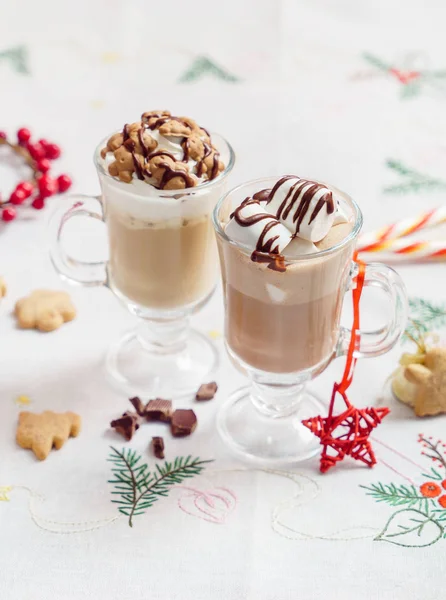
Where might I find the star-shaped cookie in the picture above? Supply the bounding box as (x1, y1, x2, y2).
(405, 348, 446, 416)
(15, 290, 76, 332)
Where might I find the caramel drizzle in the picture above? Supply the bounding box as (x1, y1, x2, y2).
(267, 177, 335, 235)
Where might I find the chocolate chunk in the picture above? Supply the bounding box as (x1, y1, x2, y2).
(170, 409, 197, 437)
(144, 398, 172, 422)
(129, 396, 145, 416)
(110, 412, 140, 441)
(151, 436, 165, 459)
(196, 381, 218, 401)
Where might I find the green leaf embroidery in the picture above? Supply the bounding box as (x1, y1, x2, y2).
(362, 52, 392, 72)
(375, 508, 443, 547)
(179, 56, 240, 84)
(108, 447, 212, 527)
(0, 45, 29, 75)
(400, 81, 422, 99)
(360, 482, 428, 511)
(404, 297, 446, 341)
(383, 159, 446, 195)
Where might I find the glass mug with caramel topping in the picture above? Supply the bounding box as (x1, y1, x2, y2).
(49, 111, 235, 396)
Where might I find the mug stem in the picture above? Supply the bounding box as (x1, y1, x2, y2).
(250, 380, 306, 418)
(136, 315, 190, 356)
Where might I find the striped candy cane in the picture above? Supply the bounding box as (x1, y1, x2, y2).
(359, 239, 446, 262)
(358, 206, 446, 252)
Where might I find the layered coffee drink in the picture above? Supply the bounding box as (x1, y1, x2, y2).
(98, 110, 228, 310)
(217, 176, 355, 373)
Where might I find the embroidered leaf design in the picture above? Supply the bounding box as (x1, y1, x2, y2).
(375, 508, 443, 547)
(422, 466, 445, 481)
(0, 45, 29, 75)
(362, 52, 392, 72)
(383, 159, 446, 195)
(361, 482, 428, 510)
(404, 297, 446, 341)
(108, 447, 212, 527)
(400, 81, 422, 99)
(179, 56, 240, 84)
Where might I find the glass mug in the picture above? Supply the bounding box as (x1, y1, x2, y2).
(213, 177, 408, 464)
(49, 133, 235, 397)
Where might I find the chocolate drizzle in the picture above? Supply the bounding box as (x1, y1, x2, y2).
(267, 176, 335, 235)
(230, 197, 286, 270)
(158, 162, 194, 190)
(148, 150, 177, 162)
(253, 189, 272, 202)
(132, 154, 145, 180)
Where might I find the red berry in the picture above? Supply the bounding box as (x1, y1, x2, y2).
(2, 207, 16, 221)
(57, 174, 72, 193)
(36, 158, 51, 173)
(16, 181, 34, 198)
(38, 138, 50, 148)
(17, 127, 31, 144)
(10, 188, 27, 205)
(28, 143, 45, 160)
(44, 143, 61, 160)
(31, 196, 45, 210)
(37, 174, 57, 198)
(0, 131, 6, 140)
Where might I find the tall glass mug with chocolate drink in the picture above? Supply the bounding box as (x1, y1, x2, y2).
(213, 176, 408, 463)
(49, 111, 235, 396)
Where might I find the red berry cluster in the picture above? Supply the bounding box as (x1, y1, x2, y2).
(0, 127, 72, 222)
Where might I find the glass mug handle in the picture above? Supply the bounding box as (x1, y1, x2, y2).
(48, 194, 107, 286)
(337, 261, 408, 358)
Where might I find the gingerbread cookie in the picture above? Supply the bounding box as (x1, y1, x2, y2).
(15, 290, 76, 332)
(17, 411, 81, 460)
(0, 276, 6, 298)
(404, 348, 446, 417)
(101, 110, 225, 190)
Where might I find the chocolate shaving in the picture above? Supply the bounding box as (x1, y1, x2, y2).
(145, 398, 172, 423)
(151, 436, 165, 459)
(196, 382, 218, 401)
(110, 412, 140, 441)
(170, 409, 197, 437)
(129, 397, 145, 416)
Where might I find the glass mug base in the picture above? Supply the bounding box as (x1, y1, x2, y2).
(106, 328, 219, 398)
(217, 386, 326, 465)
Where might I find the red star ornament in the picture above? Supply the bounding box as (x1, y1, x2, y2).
(303, 383, 390, 473)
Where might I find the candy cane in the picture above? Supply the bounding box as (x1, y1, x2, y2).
(358, 206, 446, 252)
(359, 239, 446, 262)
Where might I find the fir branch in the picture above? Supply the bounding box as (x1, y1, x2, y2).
(361, 482, 427, 510)
(384, 160, 446, 195)
(108, 447, 212, 527)
(404, 297, 446, 342)
(385, 159, 426, 180)
(362, 52, 392, 72)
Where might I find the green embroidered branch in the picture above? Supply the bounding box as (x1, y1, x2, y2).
(179, 56, 240, 84)
(361, 482, 428, 511)
(404, 297, 446, 342)
(362, 52, 392, 72)
(384, 160, 446, 194)
(419, 436, 446, 471)
(108, 447, 212, 527)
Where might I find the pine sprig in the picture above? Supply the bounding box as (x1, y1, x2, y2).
(404, 297, 446, 341)
(384, 160, 446, 195)
(108, 447, 212, 527)
(362, 52, 392, 72)
(361, 482, 428, 511)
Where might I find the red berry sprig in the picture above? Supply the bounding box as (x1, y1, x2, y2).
(0, 128, 72, 222)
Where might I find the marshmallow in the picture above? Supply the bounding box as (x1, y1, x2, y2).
(225, 201, 292, 254)
(283, 237, 318, 257)
(266, 177, 336, 242)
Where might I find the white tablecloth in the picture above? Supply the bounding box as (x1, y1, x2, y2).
(1, 1, 446, 598)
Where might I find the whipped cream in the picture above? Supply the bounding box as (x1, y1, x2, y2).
(224, 175, 351, 267)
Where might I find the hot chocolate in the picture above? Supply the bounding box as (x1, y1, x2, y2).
(218, 176, 355, 373)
